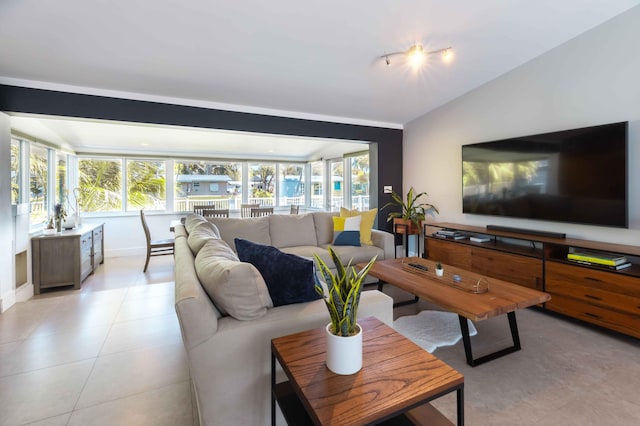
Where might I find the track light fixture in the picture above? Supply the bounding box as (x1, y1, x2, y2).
(381, 43, 453, 68)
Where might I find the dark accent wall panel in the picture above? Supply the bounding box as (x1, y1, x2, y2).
(0, 84, 402, 229)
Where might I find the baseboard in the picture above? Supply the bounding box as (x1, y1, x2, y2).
(486, 225, 566, 239)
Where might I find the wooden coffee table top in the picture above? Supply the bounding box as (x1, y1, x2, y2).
(271, 316, 463, 426)
(364, 258, 551, 322)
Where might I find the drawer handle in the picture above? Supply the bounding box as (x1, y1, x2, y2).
(584, 276, 602, 283)
(584, 312, 601, 319)
(584, 294, 602, 301)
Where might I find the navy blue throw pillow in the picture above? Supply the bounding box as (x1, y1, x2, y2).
(235, 238, 321, 307)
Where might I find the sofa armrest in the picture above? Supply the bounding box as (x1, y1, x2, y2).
(371, 229, 395, 260)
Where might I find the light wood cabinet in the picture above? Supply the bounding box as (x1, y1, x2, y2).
(32, 223, 104, 294)
(424, 222, 640, 338)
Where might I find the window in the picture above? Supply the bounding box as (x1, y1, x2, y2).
(349, 153, 370, 211)
(78, 158, 123, 212)
(10, 138, 21, 204)
(126, 159, 166, 211)
(249, 163, 275, 206)
(329, 159, 343, 211)
(279, 163, 304, 207)
(310, 161, 324, 208)
(29, 144, 49, 224)
(174, 160, 241, 211)
(56, 151, 68, 206)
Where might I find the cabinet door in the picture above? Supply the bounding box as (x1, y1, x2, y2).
(425, 238, 472, 269)
(93, 225, 104, 268)
(36, 238, 79, 288)
(471, 248, 543, 290)
(80, 232, 93, 281)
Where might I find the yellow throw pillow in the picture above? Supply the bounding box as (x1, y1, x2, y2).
(340, 208, 377, 245)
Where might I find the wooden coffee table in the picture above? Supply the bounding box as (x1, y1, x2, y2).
(363, 258, 551, 367)
(271, 317, 464, 425)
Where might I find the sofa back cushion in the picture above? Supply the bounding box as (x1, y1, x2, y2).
(194, 239, 272, 320)
(312, 211, 338, 245)
(185, 214, 207, 234)
(269, 213, 317, 248)
(205, 216, 272, 251)
(187, 221, 221, 256)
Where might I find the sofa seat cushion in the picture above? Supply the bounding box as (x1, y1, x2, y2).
(206, 216, 271, 251)
(235, 239, 321, 307)
(269, 213, 318, 248)
(195, 239, 272, 320)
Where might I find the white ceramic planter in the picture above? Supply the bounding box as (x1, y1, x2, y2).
(325, 323, 362, 375)
(436, 268, 444, 277)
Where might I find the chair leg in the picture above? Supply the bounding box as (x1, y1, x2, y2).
(143, 250, 151, 272)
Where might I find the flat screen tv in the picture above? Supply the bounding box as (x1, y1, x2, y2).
(462, 121, 628, 228)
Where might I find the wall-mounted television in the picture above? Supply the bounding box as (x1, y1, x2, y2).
(462, 121, 628, 228)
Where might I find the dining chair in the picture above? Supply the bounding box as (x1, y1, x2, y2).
(241, 203, 260, 218)
(289, 205, 300, 215)
(140, 210, 175, 272)
(193, 204, 214, 216)
(202, 209, 230, 218)
(250, 207, 274, 217)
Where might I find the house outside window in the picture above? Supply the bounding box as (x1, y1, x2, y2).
(174, 160, 241, 211)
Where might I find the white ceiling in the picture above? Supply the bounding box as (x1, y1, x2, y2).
(2, 0, 639, 157)
(9, 114, 367, 161)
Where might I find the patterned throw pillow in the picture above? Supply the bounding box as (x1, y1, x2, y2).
(340, 208, 378, 245)
(332, 215, 362, 246)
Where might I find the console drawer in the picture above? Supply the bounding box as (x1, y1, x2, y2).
(425, 238, 472, 269)
(546, 261, 640, 298)
(546, 293, 640, 338)
(471, 248, 542, 290)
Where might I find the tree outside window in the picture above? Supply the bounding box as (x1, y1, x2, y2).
(78, 158, 123, 212)
(29, 144, 48, 224)
(249, 163, 275, 206)
(127, 159, 166, 211)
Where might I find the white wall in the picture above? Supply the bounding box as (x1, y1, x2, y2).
(0, 113, 14, 311)
(404, 6, 640, 245)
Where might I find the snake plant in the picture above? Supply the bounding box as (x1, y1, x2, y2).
(314, 247, 377, 337)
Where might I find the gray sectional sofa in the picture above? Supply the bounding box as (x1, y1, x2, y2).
(174, 212, 394, 426)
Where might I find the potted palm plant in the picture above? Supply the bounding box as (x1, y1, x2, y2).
(382, 187, 438, 235)
(314, 247, 377, 375)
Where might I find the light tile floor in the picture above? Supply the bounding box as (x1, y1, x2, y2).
(0, 255, 193, 426)
(3, 252, 640, 425)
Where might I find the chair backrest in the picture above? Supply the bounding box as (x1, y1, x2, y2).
(202, 209, 229, 218)
(193, 204, 214, 216)
(250, 207, 274, 217)
(140, 210, 151, 246)
(240, 203, 260, 218)
(290, 205, 300, 215)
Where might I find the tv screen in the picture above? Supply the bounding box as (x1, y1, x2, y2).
(462, 122, 628, 228)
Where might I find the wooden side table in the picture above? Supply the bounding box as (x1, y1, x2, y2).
(271, 317, 464, 425)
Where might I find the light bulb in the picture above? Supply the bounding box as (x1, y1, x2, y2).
(442, 48, 454, 63)
(406, 44, 426, 68)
